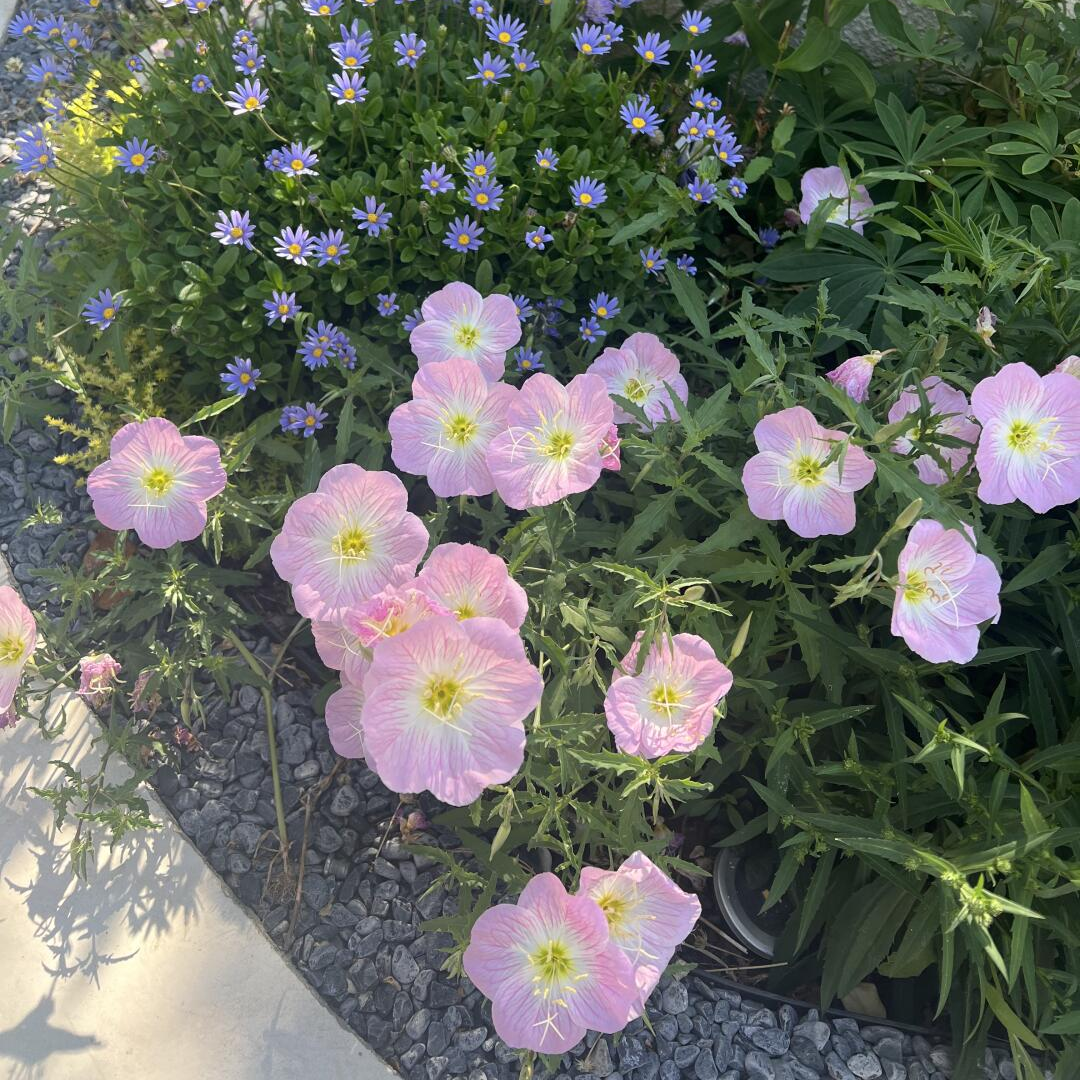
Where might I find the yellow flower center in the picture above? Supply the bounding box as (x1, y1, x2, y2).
(582, 42, 593, 52)
(474, 165, 487, 176)
(648, 682, 685, 720)
(344, 88, 355, 98)
(443, 413, 478, 447)
(623, 377, 650, 403)
(407, 47, 416, 56)
(790, 455, 825, 487)
(421, 675, 464, 720)
(319, 4, 329, 11)
(531, 235, 543, 245)
(631, 117, 645, 129)
(718, 151, 728, 161)
(239, 372, 251, 383)
(596, 889, 631, 931)
(102, 306, 115, 320)
(453, 324, 480, 349)
(458, 233, 470, 245)
(542, 431, 574, 460)
(142, 466, 174, 497)
(498, 31, 510, 42)
(291, 159, 305, 171)
(244, 96, 259, 109)
(288, 243, 301, 255)
(130, 153, 145, 166)
(902, 569, 931, 604)
(529, 939, 575, 983)
(0, 635, 26, 664)
(476, 192, 489, 205)
(278, 303, 290, 314)
(644, 49, 655, 60)
(38, 153, 49, 164)
(345, 56, 358, 66)
(1005, 419, 1038, 453)
(229, 226, 243, 238)
(688, 23, 699, 32)
(326, 244, 338, 255)
(645, 260, 654, 268)
(483, 69, 495, 79)
(578, 192, 592, 205)
(455, 602, 476, 619)
(539, 159, 549, 168)
(332, 527, 370, 560)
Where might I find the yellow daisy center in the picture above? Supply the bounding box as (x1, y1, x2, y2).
(244, 96, 259, 109)
(239, 372, 251, 383)
(596, 306, 607, 317)
(130, 153, 145, 167)
(344, 88, 355, 98)
(483, 69, 495, 79)
(582, 42, 593, 52)
(476, 192, 489, 205)
(458, 233, 470, 245)
(229, 226, 243, 238)
(288, 243, 301, 255)
(644, 49, 655, 59)
(632, 117, 645, 129)
(498, 31, 510, 42)
(102, 306, 115, 319)
(291, 159, 305, 171)
(578, 192, 592, 205)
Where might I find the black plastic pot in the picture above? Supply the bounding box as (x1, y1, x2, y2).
(712, 841, 794, 959)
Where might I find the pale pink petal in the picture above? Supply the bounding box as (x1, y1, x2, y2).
(782, 482, 856, 538)
(325, 682, 367, 758)
(742, 452, 788, 520)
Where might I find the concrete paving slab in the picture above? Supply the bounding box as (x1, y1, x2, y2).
(0, 556, 398, 1080)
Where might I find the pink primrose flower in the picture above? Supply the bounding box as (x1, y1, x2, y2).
(585, 333, 688, 428)
(970, 362, 1080, 512)
(891, 520, 1001, 664)
(414, 543, 528, 628)
(798, 166, 873, 234)
(360, 615, 543, 805)
(270, 465, 428, 622)
(604, 632, 733, 759)
(578, 851, 701, 1019)
(389, 357, 517, 497)
(463, 872, 638, 1054)
(1054, 354, 1080, 378)
(0, 585, 36, 712)
(825, 351, 890, 404)
(486, 373, 614, 509)
(741, 406, 875, 537)
(409, 282, 521, 382)
(888, 377, 980, 487)
(86, 418, 227, 548)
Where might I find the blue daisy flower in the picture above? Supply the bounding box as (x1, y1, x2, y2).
(115, 138, 156, 174)
(443, 216, 484, 252)
(570, 175, 606, 209)
(81, 289, 122, 329)
(221, 357, 261, 396)
(353, 197, 392, 236)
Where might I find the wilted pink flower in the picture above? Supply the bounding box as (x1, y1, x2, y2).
(361, 616, 543, 805)
(415, 543, 528, 628)
(463, 872, 637, 1054)
(86, 418, 227, 549)
(826, 351, 890, 404)
(585, 333, 688, 428)
(798, 166, 873, 234)
(78, 653, 122, 709)
(345, 584, 450, 646)
(130, 670, 161, 714)
(389, 358, 517, 497)
(1055, 354, 1080, 378)
(312, 619, 371, 687)
(604, 632, 733, 759)
(741, 406, 875, 537)
(578, 852, 701, 1018)
(891, 520, 1001, 664)
(970, 362, 1080, 512)
(409, 282, 521, 382)
(974, 306, 998, 348)
(888, 378, 980, 486)
(173, 724, 200, 751)
(487, 373, 614, 509)
(324, 681, 367, 759)
(0, 585, 36, 712)
(270, 465, 429, 622)
(0, 703, 18, 731)
(599, 425, 621, 471)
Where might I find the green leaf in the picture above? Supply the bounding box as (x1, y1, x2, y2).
(777, 17, 841, 71)
(667, 267, 710, 340)
(608, 208, 673, 247)
(179, 395, 243, 428)
(1001, 544, 1072, 594)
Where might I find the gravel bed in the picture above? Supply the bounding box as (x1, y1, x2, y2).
(0, 6, 1035, 1074)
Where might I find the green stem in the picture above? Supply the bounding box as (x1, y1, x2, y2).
(226, 624, 307, 877)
